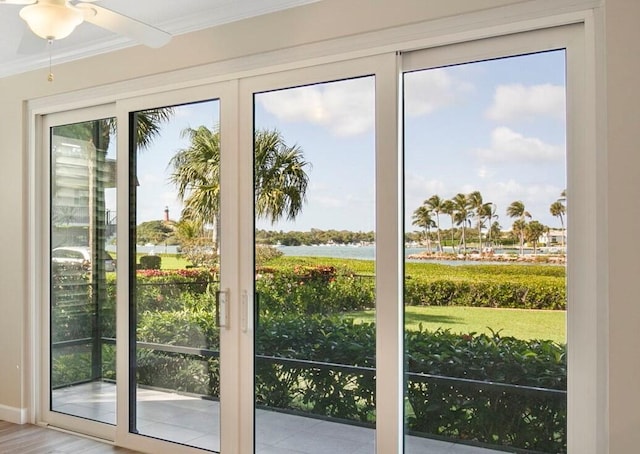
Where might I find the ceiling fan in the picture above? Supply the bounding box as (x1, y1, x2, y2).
(0, 0, 171, 48)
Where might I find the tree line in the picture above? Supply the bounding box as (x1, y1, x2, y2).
(256, 229, 374, 246)
(412, 190, 566, 255)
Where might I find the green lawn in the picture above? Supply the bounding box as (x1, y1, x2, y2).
(155, 254, 189, 269)
(348, 305, 566, 343)
(130, 253, 566, 342)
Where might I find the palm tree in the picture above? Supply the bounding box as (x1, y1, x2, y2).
(507, 200, 531, 255)
(170, 126, 221, 243)
(489, 220, 502, 246)
(425, 195, 445, 253)
(412, 205, 435, 253)
(452, 193, 471, 254)
(55, 108, 174, 153)
(468, 191, 492, 254)
(170, 126, 310, 249)
(442, 199, 456, 253)
(558, 189, 567, 204)
(512, 219, 527, 255)
(549, 200, 566, 248)
(254, 129, 310, 224)
(483, 203, 499, 247)
(526, 220, 547, 255)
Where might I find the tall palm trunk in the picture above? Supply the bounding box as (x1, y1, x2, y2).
(435, 212, 442, 253)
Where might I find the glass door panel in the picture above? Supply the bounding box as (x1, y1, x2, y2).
(253, 76, 377, 454)
(50, 118, 117, 425)
(403, 51, 567, 453)
(129, 100, 222, 451)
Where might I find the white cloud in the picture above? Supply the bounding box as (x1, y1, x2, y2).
(405, 174, 447, 199)
(404, 174, 447, 222)
(475, 127, 564, 163)
(486, 83, 565, 122)
(483, 180, 564, 225)
(311, 195, 347, 209)
(404, 68, 473, 117)
(476, 165, 495, 179)
(257, 77, 374, 137)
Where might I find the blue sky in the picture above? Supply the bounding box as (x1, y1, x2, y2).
(122, 49, 566, 235)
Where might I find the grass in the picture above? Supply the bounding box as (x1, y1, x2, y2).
(131, 253, 566, 342)
(347, 305, 566, 343)
(270, 255, 565, 279)
(154, 254, 189, 269)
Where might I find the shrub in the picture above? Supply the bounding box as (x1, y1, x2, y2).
(136, 310, 219, 397)
(404, 276, 565, 310)
(139, 255, 162, 270)
(135, 268, 217, 313)
(52, 260, 567, 452)
(255, 265, 374, 314)
(256, 317, 566, 453)
(406, 329, 566, 452)
(255, 244, 284, 265)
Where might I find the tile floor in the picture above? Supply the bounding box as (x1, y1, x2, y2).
(53, 382, 503, 453)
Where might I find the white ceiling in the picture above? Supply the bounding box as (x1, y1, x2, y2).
(0, 0, 321, 78)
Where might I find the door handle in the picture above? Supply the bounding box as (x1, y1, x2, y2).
(216, 288, 229, 328)
(241, 290, 253, 332)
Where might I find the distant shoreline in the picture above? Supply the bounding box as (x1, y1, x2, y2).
(407, 251, 566, 264)
(275, 244, 566, 265)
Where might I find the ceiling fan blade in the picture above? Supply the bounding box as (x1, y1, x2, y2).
(75, 3, 171, 48)
(17, 26, 47, 54)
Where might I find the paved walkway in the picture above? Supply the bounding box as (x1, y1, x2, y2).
(53, 382, 503, 453)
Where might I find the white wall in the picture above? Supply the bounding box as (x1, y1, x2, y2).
(605, 0, 640, 452)
(0, 0, 638, 451)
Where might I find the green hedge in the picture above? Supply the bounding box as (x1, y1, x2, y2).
(56, 264, 564, 349)
(51, 264, 567, 452)
(406, 328, 566, 452)
(255, 264, 565, 312)
(404, 277, 566, 310)
(255, 265, 374, 315)
(132, 313, 566, 453)
(139, 255, 162, 270)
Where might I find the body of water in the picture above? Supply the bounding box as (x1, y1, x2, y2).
(114, 244, 558, 266)
(276, 244, 564, 266)
(277, 245, 512, 265)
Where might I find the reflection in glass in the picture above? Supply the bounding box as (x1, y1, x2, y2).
(50, 118, 117, 424)
(130, 101, 221, 451)
(403, 51, 567, 453)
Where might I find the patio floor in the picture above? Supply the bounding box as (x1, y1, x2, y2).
(53, 382, 504, 454)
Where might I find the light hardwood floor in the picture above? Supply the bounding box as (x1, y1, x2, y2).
(0, 421, 142, 454)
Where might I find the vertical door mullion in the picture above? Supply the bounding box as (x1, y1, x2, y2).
(374, 52, 403, 454)
(238, 76, 256, 454)
(219, 79, 243, 453)
(114, 101, 130, 444)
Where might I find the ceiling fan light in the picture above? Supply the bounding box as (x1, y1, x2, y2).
(19, 1, 83, 40)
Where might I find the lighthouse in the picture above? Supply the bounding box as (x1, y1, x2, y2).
(164, 206, 169, 222)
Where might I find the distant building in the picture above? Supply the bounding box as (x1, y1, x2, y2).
(540, 229, 566, 246)
(51, 135, 116, 248)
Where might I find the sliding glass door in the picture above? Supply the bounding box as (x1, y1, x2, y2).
(128, 100, 222, 451)
(39, 25, 582, 454)
(402, 33, 569, 454)
(252, 76, 377, 454)
(44, 107, 119, 440)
